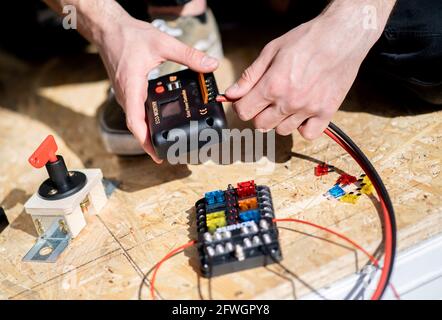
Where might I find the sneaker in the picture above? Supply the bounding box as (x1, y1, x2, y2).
(98, 9, 223, 155)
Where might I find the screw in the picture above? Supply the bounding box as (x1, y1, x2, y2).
(48, 188, 58, 196)
(68, 171, 75, 177)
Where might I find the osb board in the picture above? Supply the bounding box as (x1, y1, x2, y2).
(0, 42, 441, 300)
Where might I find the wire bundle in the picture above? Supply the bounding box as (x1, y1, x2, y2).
(324, 122, 396, 299)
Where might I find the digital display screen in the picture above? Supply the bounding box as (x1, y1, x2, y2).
(160, 98, 181, 118)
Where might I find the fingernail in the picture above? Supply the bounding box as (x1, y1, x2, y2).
(225, 83, 239, 95)
(257, 128, 272, 133)
(201, 55, 218, 67)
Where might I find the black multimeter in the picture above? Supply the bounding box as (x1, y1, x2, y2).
(146, 69, 228, 159)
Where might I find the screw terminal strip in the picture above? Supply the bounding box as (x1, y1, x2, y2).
(195, 180, 282, 277)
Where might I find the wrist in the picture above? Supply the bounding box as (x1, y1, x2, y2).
(71, 0, 131, 45)
(319, 0, 396, 51)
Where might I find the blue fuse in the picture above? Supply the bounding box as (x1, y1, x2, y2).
(327, 185, 346, 198)
(205, 190, 226, 212)
(205, 190, 225, 205)
(239, 209, 261, 223)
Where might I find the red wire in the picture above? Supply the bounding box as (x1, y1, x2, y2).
(215, 95, 229, 103)
(324, 128, 394, 300)
(273, 218, 400, 299)
(148, 220, 399, 300)
(274, 218, 379, 266)
(150, 240, 196, 300)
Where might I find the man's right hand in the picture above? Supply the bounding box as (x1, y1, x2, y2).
(97, 10, 218, 163)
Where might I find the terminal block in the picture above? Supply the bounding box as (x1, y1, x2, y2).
(195, 181, 282, 277)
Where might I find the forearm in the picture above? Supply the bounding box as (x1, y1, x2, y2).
(43, 0, 129, 44)
(318, 0, 397, 55)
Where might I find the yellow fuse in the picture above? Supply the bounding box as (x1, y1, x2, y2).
(206, 210, 227, 233)
(339, 193, 361, 204)
(360, 176, 374, 195)
(206, 210, 225, 221)
(207, 216, 227, 233)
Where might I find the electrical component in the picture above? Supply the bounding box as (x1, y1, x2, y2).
(339, 192, 362, 204)
(314, 163, 334, 176)
(196, 181, 282, 277)
(359, 174, 374, 195)
(326, 185, 346, 199)
(205, 210, 227, 233)
(23, 135, 108, 263)
(204, 190, 225, 212)
(236, 180, 256, 199)
(146, 69, 227, 159)
(238, 197, 258, 211)
(336, 173, 357, 186)
(239, 209, 260, 223)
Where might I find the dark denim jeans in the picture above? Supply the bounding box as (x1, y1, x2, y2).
(365, 0, 442, 96)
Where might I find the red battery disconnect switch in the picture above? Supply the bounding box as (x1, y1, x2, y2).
(23, 135, 108, 262)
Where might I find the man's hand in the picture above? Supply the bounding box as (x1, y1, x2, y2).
(98, 15, 218, 163)
(45, 0, 219, 163)
(225, 0, 396, 140)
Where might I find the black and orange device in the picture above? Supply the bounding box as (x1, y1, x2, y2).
(145, 69, 228, 159)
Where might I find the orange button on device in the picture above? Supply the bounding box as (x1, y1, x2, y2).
(155, 86, 165, 94)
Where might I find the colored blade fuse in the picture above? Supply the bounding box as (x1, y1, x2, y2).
(336, 173, 357, 186)
(327, 185, 346, 198)
(339, 192, 361, 204)
(315, 163, 334, 176)
(205, 190, 226, 212)
(239, 209, 261, 223)
(236, 180, 256, 198)
(360, 175, 374, 195)
(238, 197, 258, 212)
(206, 210, 227, 233)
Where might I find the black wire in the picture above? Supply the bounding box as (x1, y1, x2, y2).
(327, 122, 397, 299)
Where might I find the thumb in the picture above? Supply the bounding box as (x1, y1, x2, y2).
(163, 36, 219, 73)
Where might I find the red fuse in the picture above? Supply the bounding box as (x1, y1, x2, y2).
(314, 163, 333, 176)
(336, 173, 357, 186)
(236, 180, 256, 198)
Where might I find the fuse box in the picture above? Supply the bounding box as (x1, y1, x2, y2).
(195, 180, 282, 277)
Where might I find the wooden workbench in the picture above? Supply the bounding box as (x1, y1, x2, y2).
(0, 37, 441, 300)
